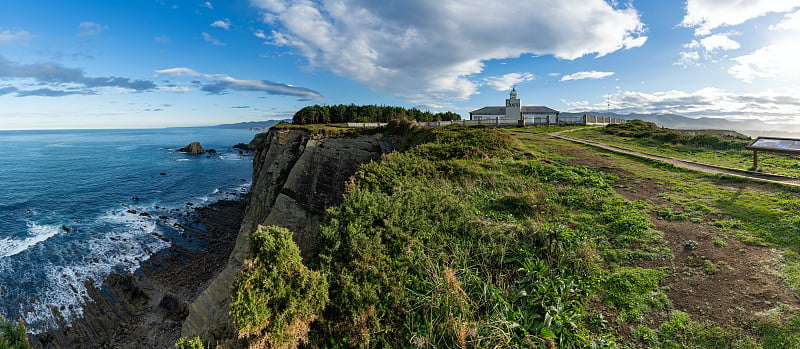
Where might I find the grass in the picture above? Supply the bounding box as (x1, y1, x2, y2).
(180, 122, 800, 348)
(567, 121, 800, 177)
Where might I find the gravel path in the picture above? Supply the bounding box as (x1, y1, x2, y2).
(543, 128, 800, 187)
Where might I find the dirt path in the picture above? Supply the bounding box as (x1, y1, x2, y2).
(548, 128, 800, 187)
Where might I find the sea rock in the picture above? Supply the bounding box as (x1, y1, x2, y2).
(232, 142, 256, 152)
(178, 142, 206, 155)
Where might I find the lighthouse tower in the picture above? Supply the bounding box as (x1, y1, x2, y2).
(505, 87, 521, 120)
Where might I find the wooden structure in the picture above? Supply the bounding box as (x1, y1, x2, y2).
(745, 137, 800, 169)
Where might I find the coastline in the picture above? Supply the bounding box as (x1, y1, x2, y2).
(28, 194, 249, 348)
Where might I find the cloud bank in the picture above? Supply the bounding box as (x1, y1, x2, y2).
(569, 88, 800, 121)
(0, 55, 156, 97)
(155, 67, 323, 100)
(251, 0, 646, 103)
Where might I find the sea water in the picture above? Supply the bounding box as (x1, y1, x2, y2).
(0, 127, 258, 331)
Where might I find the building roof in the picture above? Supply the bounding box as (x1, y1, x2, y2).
(469, 106, 505, 115)
(470, 106, 559, 115)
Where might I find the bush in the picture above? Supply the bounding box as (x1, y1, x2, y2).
(174, 335, 204, 349)
(230, 226, 328, 349)
(0, 318, 29, 349)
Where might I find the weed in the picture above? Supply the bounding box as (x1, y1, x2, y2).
(684, 240, 699, 250)
(703, 260, 718, 275)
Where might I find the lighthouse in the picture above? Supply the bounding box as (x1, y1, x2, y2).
(505, 86, 521, 119)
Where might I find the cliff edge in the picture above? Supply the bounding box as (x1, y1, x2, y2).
(181, 126, 398, 338)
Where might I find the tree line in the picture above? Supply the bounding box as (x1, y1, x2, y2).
(292, 104, 461, 124)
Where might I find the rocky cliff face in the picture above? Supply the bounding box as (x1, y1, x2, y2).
(181, 127, 398, 339)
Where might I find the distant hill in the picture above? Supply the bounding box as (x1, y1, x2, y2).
(561, 112, 800, 136)
(211, 119, 291, 130)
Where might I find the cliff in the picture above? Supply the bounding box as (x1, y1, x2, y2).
(181, 126, 398, 338)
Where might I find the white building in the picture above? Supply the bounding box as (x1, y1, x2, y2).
(469, 87, 559, 121)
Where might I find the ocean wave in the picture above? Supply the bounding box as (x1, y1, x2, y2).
(0, 223, 61, 258)
(11, 211, 171, 331)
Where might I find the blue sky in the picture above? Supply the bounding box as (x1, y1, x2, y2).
(2, 0, 800, 129)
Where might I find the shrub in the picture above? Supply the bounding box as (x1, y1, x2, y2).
(0, 318, 29, 349)
(230, 226, 328, 349)
(174, 335, 204, 349)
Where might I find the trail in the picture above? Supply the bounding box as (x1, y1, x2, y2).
(536, 128, 800, 187)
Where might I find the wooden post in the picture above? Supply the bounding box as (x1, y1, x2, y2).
(753, 150, 758, 170)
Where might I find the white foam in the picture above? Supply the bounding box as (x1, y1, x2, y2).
(17, 210, 171, 331)
(176, 158, 190, 162)
(0, 223, 61, 258)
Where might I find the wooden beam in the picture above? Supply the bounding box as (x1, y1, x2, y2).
(753, 150, 758, 170)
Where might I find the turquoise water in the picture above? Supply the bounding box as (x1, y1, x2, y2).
(0, 127, 258, 331)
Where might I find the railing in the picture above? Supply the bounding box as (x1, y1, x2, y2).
(345, 115, 626, 128)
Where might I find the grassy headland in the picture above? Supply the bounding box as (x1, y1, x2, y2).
(568, 120, 800, 177)
(184, 122, 800, 348)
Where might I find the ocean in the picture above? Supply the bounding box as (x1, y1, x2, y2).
(0, 127, 258, 331)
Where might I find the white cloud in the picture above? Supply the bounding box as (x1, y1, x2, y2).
(0, 55, 156, 95)
(576, 87, 800, 121)
(771, 10, 800, 30)
(675, 33, 739, 66)
(250, 0, 646, 103)
(201, 32, 225, 46)
(0, 29, 31, 45)
(159, 86, 191, 93)
(675, 50, 701, 67)
(729, 41, 800, 82)
(560, 71, 615, 82)
(78, 22, 105, 36)
(682, 0, 800, 36)
(254, 30, 267, 39)
(699, 33, 740, 52)
(211, 19, 231, 30)
(155, 67, 323, 99)
(154, 35, 170, 43)
(483, 72, 534, 91)
(203, 1, 213, 9)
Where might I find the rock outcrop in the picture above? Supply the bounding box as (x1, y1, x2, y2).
(179, 142, 206, 154)
(181, 127, 398, 339)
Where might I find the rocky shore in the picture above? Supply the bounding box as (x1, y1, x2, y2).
(29, 196, 249, 349)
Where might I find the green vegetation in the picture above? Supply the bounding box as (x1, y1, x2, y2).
(230, 226, 328, 348)
(220, 125, 678, 347)
(569, 120, 800, 177)
(173, 335, 204, 349)
(0, 318, 28, 349)
(209, 121, 800, 348)
(292, 104, 460, 124)
(632, 311, 759, 348)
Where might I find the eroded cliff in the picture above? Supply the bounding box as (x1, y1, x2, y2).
(181, 127, 398, 339)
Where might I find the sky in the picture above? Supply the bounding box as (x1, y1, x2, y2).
(2, 0, 800, 129)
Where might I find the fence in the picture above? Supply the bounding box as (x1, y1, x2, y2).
(345, 114, 626, 128)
